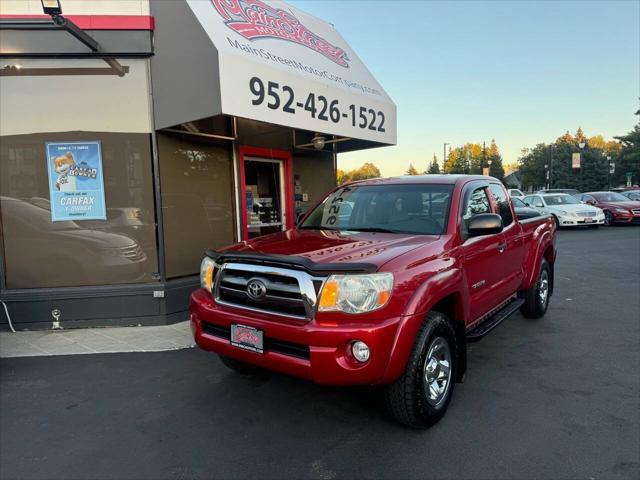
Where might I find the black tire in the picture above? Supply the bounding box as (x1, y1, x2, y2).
(218, 355, 262, 375)
(384, 311, 457, 429)
(520, 259, 551, 319)
(552, 215, 560, 228)
(604, 211, 614, 226)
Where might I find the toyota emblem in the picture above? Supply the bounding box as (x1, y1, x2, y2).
(246, 279, 267, 300)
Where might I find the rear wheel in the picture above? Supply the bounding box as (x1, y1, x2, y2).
(520, 259, 551, 318)
(604, 211, 614, 226)
(384, 311, 457, 428)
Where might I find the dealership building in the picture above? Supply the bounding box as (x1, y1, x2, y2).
(0, 0, 396, 329)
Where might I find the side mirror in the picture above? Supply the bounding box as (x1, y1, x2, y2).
(468, 213, 503, 237)
(524, 202, 531, 206)
(586, 199, 596, 206)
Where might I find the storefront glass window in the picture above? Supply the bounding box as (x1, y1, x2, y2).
(157, 133, 236, 278)
(0, 59, 158, 289)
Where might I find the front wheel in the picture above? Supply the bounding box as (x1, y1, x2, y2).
(604, 211, 614, 226)
(384, 311, 457, 428)
(519, 259, 551, 318)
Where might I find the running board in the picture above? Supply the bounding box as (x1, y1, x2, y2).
(466, 298, 525, 343)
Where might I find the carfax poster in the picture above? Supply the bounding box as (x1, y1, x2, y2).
(45, 141, 107, 222)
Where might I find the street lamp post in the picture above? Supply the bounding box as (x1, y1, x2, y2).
(443, 143, 450, 166)
(547, 144, 554, 189)
(578, 141, 586, 189)
(606, 155, 612, 190)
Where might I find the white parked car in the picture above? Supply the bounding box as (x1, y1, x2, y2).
(508, 188, 525, 198)
(522, 193, 604, 227)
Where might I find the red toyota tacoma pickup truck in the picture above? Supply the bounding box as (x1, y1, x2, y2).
(191, 175, 557, 428)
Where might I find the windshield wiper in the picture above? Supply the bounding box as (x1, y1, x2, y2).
(351, 227, 400, 233)
(298, 225, 339, 231)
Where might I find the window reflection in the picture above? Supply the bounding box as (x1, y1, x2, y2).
(158, 133, 235, 278)
(0, 132, 158, 288)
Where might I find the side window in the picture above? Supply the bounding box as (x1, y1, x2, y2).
(463, 187, 491, 221)
(489, 184, 513, 226)
(534, 196, 545, 207)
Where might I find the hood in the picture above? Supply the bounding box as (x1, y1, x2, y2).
(547, 204, 600, 214)
(597, 201, 640, 210)
(225, 228, 442, 269)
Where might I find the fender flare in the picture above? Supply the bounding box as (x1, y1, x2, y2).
(381, 267, 468, 383)
(521, 226, 555, 290)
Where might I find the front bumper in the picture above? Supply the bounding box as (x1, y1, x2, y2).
(557, 213, 605, 226)
(611, 211, 640, 224)
(190, 288, 406, 385)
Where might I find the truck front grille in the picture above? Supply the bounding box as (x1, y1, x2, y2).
(214, 263, 323, 320)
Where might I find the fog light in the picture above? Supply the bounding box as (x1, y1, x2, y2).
(351, 341, 370, 363)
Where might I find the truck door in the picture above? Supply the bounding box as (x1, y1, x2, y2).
(488, 183, 526, 299)
(460, 184, 507, 322)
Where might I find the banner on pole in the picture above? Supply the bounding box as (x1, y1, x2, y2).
(572, 153, 581, 169)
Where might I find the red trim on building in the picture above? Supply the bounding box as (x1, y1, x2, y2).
(0, 14, 154, 30)
(239, 146, 294, 241)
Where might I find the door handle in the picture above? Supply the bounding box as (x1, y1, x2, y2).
(497, 242, 507, 253)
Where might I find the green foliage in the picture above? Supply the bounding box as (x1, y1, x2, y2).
(337, 162, 381, 184)
(442, 141, 504, 181)
(612, 110, 640, 186)
(405, 163, 420, 175)
(518, 127, 630, 191)
(427, 154, 440, 174)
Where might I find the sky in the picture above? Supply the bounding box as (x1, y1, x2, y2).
(290, 0, 640, 176)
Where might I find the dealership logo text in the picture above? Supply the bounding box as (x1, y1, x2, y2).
(212, 0, 350, 67)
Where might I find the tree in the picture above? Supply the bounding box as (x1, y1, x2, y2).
(336, 162, 381, 184)
(427, 154, 440, 174)
(405, 163, 420, 175)
(504, 161, 519, 175)
(613, 107, 640, 186)
(518, 128, 624, 191)
(487, 139, 505, 181)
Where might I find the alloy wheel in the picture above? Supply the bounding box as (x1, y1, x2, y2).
(423, 336, 452, 407)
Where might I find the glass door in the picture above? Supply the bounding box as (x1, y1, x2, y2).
(243, 157, 286, 239)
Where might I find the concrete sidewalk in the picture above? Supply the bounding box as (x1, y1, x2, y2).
(0, 321, 194, 358)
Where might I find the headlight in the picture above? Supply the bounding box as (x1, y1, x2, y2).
(318, 273, 393, 314)
(200, 257, 216, 292)
(556, 210, 568, 216)
(614, 208, 629, 213)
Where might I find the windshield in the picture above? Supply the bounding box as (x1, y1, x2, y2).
(592, 192, 631, 202)
(623, 191, 640, 200)
(300, 184, 453, 235)
(543, 195, 580, 205)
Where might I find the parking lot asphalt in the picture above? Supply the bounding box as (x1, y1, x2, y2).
(1, 226, 639, 480)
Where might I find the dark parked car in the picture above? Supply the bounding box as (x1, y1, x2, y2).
(579, 192, 640, 225)
(511, 197, 541, 220)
